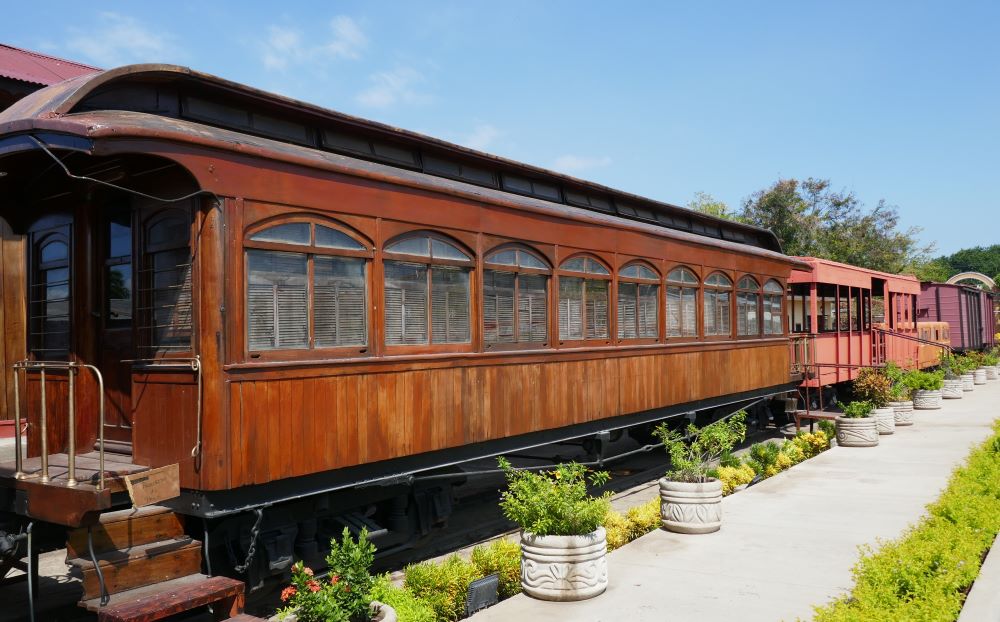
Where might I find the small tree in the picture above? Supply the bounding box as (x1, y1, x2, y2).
(654, 411, 747, 483)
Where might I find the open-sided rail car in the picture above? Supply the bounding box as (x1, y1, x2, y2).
(0, 65, 808, 592)
(918, 282, 997, 352)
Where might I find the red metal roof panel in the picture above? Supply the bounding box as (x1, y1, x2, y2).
(0, 44, 99, 86)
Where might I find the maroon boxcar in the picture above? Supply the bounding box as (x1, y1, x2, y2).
(918, 283, 997, 351)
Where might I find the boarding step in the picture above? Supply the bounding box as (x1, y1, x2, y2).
(66, 505, 185, 558)
(79, 573, 245, 622)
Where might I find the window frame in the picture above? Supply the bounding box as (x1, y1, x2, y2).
(243, 215, 373, 361)
(617, 260, 660, 343)
(29, 227, 73, 360)
(556, 253, 612, 347)
(736, 275, 762, 339)
(382, 230, 476, 354)
(761, 278, 785, 336)
(482, 243, 552, 352)
(702, 270, 734, 340)
(665, 265, 700, 341)
(138, 206, 196, 358)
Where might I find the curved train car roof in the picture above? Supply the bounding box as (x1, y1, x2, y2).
(788, 256, 921, 294)
(0, 64, 791, 259)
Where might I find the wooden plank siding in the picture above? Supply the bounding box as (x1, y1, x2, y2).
(0, 217, 26, 422)
(222, 343, 788, 488)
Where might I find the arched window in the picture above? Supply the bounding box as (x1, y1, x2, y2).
(30, 230, 71, 357)
(558, 255, 610, 341)
(383, 233, 472, 346)
(245, 219, 369, 351)
(142, 208, 192, 354)
(762, 279, 784, 335)
(666, 267, 699, 338)
(483, 245, 549, 346)
(703, 272, 732, 337)
(618, 262, 659, 340)
(736, 276, 761, 336)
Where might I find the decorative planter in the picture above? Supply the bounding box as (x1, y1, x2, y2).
(961, 373, 975, 391)
(913, 389, 942, 410)
(873, 407, 896, 435)
(888, 400, 914, 426)
(987, 367, 999, 381)
(942, 379, 964, 399)
(974, 368, 988, 385)
(520, 527, 608, 601)
(836, 416, 879, 447)
(659, 478, 723, 534)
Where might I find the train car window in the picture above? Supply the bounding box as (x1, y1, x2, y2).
(558, 256, 611, 341)
(817, 284, 838, 332)
(483, 247, 550, 346)
(618, 262, 659, 340)
(737, 276, 761, 336)
(704, 272, 732, 337)
(763, 279, 784, 335)
(384, 233, 472, 346)
(787, 283, 811, 333)
(837, 286, 851, 332)
(862, 289, 872, 330)
(850, 287, 861, 332)
(141, 209, 193, 354)
(245, 219, 370, 353)
(30, 231, 72, 358)
(666, 267, 699, 338)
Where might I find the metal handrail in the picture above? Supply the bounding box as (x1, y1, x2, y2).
(120, 356, 202, 459)
(11, 360, 106, 490)
(872, 326, 953, 352)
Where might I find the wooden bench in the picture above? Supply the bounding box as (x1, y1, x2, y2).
(81, 573, 244, 622)
(792, 409, 840, 433)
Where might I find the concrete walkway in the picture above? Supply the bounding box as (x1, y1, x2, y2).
(473, 381, 1000, 622)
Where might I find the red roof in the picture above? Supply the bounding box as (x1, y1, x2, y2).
(0, 44, 99, 86)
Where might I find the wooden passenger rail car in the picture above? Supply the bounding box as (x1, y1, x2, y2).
(0, 64, 808, 611)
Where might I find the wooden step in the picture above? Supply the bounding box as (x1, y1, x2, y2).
(67, 506, 184, 558)
(69, 536, 203, 599)
(79, 573, 244, 622)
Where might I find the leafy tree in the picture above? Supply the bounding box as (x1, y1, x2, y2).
(688, 191, 740, 221)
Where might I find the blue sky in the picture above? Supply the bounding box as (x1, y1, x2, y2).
(6, 1, 998, 255)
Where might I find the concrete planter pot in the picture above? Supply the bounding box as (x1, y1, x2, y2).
(942, 379, 964, 399)
(974, 368, 988, 385)
(835, 416, 879, 447)
(987, 367, 999, 381)
(913, 389, 942, 410)
(520, 527, 608, 601)
(872, 407, 896, 435)
(659, 478, 723, 534)
(888, 400, 914, 426)
(961, 373, 975, 391)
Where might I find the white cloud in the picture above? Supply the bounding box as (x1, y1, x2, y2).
(65, 12, 175, 67)
(552, 155, 613, 173)
(356, 66, 429, 108)
(461, 124, 502, 151)
(261, 16, 367, 71)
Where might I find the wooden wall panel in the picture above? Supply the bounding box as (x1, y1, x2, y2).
(0, 218, 26, 422)
(224, 343, 791, 490)
(132, 372, 199, 488)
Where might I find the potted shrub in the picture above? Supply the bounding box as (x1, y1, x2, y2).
(940, 354, 964, 399)
(853, 368, 895, 435)
(653, 412, 747, 534)
(276, 528, 396, 622)
(971, 352, 989, 385)
(985, 351, 1000, 380)
(957, 355, 976, 391)
(498, 458, 611, 602)
(910, 370, 945, 410)
(883, 363, 914, 427)
(836, 400, 879, 447)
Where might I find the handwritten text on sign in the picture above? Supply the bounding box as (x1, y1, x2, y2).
(124, 463, 180, 508)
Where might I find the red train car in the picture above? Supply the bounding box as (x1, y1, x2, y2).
(917, 282, 997, 352)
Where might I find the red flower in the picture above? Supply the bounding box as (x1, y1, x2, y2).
(307, 580, 321, 593)
(330, 574, 340, 585)
(280, 586, 297, 602)
(303, 566, 314, 577)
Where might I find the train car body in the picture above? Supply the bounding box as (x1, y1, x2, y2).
(786, 257, 944, 389)
(0, 63, 808, 587)
(917, 283, 997, 352)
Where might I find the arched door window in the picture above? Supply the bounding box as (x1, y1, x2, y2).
(558, 255, 610, 341)
(618, 262, 659, 340)
(383, 233, 472, 346)
(666, 267, 699, 338)
(704, 272, 732, 337)
(762, 279, 784, 335)
(483, 245, 549, 346)
(737, 276, 761, 336)
(142, 208, 192, 354)
(30, 231, 71, 357)
(245, 219, 369, 352)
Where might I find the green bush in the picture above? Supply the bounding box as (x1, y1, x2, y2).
(818, 420, 836, 441)
(369, 574, 436, 622)
(654, 411, 747, 483)
(278, 528, 376, 622)
(470, 538, 521, 599)
(853, 368, 893, 407)
(812, 419, 1000, 621)
(905, 369, 945, 391)
(746, 441, 781, 477)
(497, 458, 611, 536)
(604, 497, 660, 551)
(403, 554, 483, 622)
(717, 463, 755, 495)
(841, 400, 873, 419)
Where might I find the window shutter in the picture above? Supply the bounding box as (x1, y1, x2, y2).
(247, 250, 308, 350)
(704, 290, 717, 336)
(276, 285, 308, 347)
(681, 287, 697, 336)
(518, 274, 547, 342)
(559, 277, 584, 340)
(431, 266, 470, 344)
(314, 256, 367, 347)
(151, 249, 193, 352)
(638, 284, 658, 338)
(484, 270, 516, 344)
(585, 279, 609, 339)
(718, 291, 731, 334)
(618, 282, 637, 339)
(384, 261, 428, 345)
(248, 283, 276, 349)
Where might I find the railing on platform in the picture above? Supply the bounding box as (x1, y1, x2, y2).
(789, 334, 814, 375)
(872, 326, 951, 369)
(11, 360, 106, 490)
